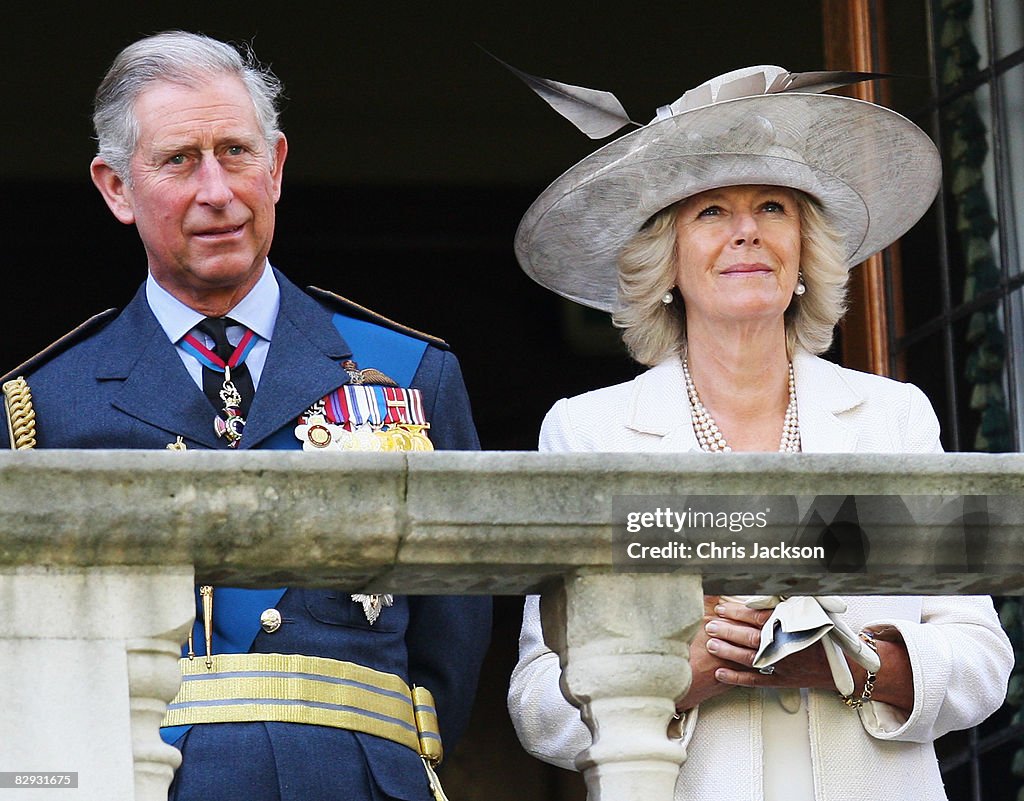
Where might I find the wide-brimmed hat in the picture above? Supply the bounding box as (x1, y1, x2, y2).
(513, 64, 941, 312)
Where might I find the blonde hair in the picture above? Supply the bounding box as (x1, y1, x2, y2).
(614, 190, 849, 366)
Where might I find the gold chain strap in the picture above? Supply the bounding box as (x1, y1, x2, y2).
(2, 376, 37, 450)
(839, 631, 878, 709)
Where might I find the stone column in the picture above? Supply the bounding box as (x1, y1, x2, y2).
(0, 566, 194, 801)
(541, 571, 704, 801)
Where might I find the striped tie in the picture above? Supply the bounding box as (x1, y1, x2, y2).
(195, 317, 256, 417)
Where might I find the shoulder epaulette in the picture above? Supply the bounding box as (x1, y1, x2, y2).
(306, 286, 450, 351)
(0, 309, 119, 384)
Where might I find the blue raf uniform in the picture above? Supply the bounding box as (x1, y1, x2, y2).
(1, 268, 492, 801)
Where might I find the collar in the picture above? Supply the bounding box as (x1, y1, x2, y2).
(625, 349, 865, 453)
(145, 261, 280, 344)
(95, 270, 351, 449)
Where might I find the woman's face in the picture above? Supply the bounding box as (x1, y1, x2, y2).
(673, 184, 802, 332)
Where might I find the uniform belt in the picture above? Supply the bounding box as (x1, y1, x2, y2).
(161, 652, 443, 763)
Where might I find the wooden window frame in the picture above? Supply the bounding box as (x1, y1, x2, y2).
(823, 0, 906, 378)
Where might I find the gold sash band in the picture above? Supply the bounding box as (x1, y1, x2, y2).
(162, 652, 443, 762)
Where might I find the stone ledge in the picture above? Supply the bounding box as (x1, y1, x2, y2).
(1, 450, 1022, 594)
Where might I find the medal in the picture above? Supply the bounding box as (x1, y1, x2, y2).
(212, 365, 247, 448)
(351, 593, 393, 625)
(181, 326, 257, 449)
(290, 360, 427, 626)
(294, 361, 433, 452)
(294, 413, 348, 451)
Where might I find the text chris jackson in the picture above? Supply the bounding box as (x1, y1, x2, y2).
(622, 507, 825, 561)
(624, 541, 826, 560)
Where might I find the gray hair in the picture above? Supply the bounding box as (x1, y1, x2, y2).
(93, 31, 284, 181)
(614, 191, 849, 366)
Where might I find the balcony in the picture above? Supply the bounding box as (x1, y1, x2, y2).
(1, 450, 1022, 800)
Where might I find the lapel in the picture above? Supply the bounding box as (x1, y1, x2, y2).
(624, 359, 701, 452)
(238, 271, 351, 449)
(791, 349, 863, 453)
(622, 350, 865, 453)
(99, 286, 224, 449)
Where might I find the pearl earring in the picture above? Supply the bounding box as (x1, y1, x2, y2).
(662, 291, 674, 305)
(794, 272, 806, 297)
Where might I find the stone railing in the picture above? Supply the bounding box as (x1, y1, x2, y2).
(2, 451, 1023, 800)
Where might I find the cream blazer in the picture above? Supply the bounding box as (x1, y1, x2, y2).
(508, 350, 1013, 801)
(538, 348, 943, 454)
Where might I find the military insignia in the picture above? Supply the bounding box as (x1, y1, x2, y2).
(343, 360, 399, 387)
(294, 414, 338, 449)
(352, 593, 393, 625)
(181, 328, 256, 449)
(212, 366, 247, 448)
(293, 361, 433, 452)
(2, 376, 37, 451)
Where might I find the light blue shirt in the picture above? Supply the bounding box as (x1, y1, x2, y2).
(145, 263, 280, 390)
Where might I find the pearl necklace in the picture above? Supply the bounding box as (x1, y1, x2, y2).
(681, 359, 801, 453)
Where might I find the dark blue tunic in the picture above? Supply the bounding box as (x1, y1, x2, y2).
(1, 270, 492, 801)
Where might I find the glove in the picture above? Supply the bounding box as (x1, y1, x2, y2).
(726, 595, 880, 709)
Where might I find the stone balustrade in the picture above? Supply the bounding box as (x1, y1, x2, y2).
(1, 450, 1022, 800)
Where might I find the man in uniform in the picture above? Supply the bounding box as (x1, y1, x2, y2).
(0, 31, 491, 801)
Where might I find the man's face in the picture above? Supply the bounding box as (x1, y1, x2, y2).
(92, 74, 287, 314)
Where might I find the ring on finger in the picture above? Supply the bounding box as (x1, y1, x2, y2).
(758, 666, 776, 675)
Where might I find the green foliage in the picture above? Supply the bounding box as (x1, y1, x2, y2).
(938, 1, 1020, 792)
(938, 0, 1012, 453)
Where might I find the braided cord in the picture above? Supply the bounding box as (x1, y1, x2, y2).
(2, 377, 37, 450)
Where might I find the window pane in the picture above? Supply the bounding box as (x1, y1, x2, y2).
(939, 83, 1003, 304)
(938, 703, 1021, 800)
(933, 0, 991, 77)
(994, 0, 1024, 59)
(995, 62, 1024, 280)
(885, 3, 931, 112)
(897, 204, 946, 334)
(1008, 288, 1024, 450)
(954, 300, 1013, 452)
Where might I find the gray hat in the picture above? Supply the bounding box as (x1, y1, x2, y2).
(514, 65, 941, 312)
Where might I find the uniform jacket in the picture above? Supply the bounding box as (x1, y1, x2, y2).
(2, 269, 492, 801)
(508, 350, 1012, 801)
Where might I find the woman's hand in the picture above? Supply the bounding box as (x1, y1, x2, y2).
(676, 596, 915, 715)
(707, 597, 837, 691)
(676, 596, 836, 711)
(675, 595, 771, 710)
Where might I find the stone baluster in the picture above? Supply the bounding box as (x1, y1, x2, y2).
(0, 566, 194, 801)
(542, 571, 704, 801)
(127, 636, 191, 800)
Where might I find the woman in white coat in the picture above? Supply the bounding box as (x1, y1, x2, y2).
(507, 64, 1013, 801)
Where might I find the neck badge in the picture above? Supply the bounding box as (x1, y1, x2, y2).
(181, 327, 257, 449)
(213, 365, 247, 448)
